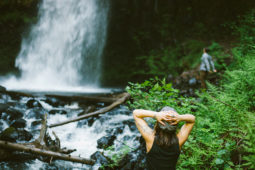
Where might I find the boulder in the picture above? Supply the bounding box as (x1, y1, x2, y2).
(0, 127, 19, 142)
(0, 103, 9, 113)
(10, 118, 26, 128)
(26, 99, 42, 108)
(76, 119, 88, 128)
(87, 116, 98, 127)
(90, 151, 110, 165)
(26, 107, 46, 119)
(122, 120, 137, 132)
(5, 108, 24, 121)
(106, 125, 125, 136)
(45, 97, 64, 107)
(97, 135, 116, 149)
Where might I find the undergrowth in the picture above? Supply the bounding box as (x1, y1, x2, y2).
(124, 10, 255, 169)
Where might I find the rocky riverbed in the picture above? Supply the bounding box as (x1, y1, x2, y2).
(0, 86, 143, 169)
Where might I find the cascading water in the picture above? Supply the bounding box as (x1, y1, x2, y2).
(0, 95, 139, 169)
(1, 0, 109, 92)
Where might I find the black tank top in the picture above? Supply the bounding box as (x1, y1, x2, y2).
(146, 139, 180, 170)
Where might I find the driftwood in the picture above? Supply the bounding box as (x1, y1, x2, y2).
(0, 114, 95, 165)
(49, 92, 130, 128)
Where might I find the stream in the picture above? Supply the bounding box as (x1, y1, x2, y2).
(0, 90, 141, 169)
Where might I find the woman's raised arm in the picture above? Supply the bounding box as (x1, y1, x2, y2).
(175, 114, 195, 148)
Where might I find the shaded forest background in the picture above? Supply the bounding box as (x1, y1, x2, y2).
(0, 0, 255, 86)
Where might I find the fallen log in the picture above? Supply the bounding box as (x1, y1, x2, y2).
(0, 140, 95, 165)
(0, 113, 94, 165)
(6, 90, 123, 104)
(45, 94, 118, 103)
(49, 92, 130, 128)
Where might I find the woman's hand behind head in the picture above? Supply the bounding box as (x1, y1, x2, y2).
(164, 110, 180, 125)
(156, 111, 179, 125)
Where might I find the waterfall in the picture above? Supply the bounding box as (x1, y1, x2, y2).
(1, 0, 109, 92)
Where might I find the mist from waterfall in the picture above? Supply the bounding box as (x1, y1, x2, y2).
(1, 0, 109, 92)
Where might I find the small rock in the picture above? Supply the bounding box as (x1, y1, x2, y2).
(17, 129, 33, 141)
(49, 109, 67, 115)
(97, 135, 116, 149)
(31, 120, 42, 127)
(123, 135, 131, 141)
(10, 118, 27, 128)
(26, 99, 42, 108)
(87, 116, 97, 127)
(189, 78, 197, 86)
(113, 126, 125, 135)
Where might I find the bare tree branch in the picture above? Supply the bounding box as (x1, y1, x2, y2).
(49, 92, 130, 128)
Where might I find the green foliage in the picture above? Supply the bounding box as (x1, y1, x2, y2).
(125, 44, 255, 169)
(126, 77, 179, 111)
(132, 40, 229, 80)
(208, 42, 231, 70)
(0, 0, 38, 74)
(132, 40, 203, 78)
(104, 143, 131, 168)
(231, 10, 255, 56)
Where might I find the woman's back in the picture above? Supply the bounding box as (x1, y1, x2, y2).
(146, 140, 180, 170)
(133, 108, 195, 170)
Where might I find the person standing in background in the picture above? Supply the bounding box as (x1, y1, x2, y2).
(199, 47, 217, 89)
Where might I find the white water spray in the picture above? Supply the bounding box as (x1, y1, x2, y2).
(1, 0, 109, 92)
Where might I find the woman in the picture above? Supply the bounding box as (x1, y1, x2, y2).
(133, 106, 195, 170)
